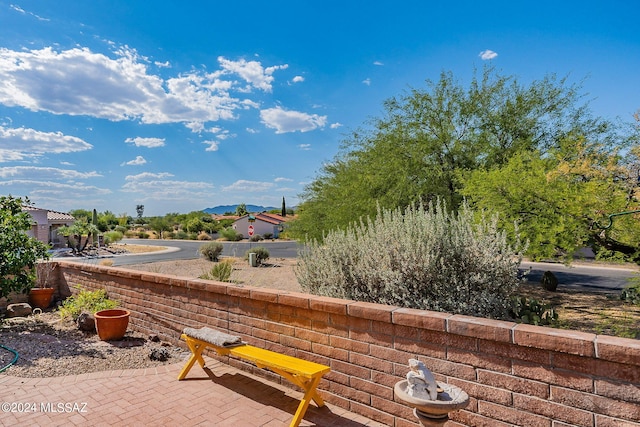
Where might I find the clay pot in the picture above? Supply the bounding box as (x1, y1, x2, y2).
(28, 288, 55, 309)
(94, 309, 130, 341)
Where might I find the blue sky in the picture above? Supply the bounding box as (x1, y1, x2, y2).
(0, 1, 638, 216)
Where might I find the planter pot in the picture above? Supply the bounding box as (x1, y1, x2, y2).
(28, 288, 55, 309)
(94, 309, 130, 341)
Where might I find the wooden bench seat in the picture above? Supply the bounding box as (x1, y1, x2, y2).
(178, 328, 331, 427)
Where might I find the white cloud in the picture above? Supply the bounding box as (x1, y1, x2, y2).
(274, 177, 293, 183)
(479, 50, 498, 60)
(298, 144, 311, 150)
(362, 78, 371, 86)
(0, 166, 101, 179)
(0, 47, 289, 130)
(373, 61, 384, 66)
(246, 127, 259, 134)
(0, 126, 92, 162)
(330, 122, 343, 129)
(203, 140, 219, 151)
(10, 4, 49, 21)
(217, 56, 288, 92)
(292, 76, 304, 83)
(124, 136, 165, 148)
(222, 180, 274, 192)
(122, 155, 147, 166)
(260, 107, 327, 134)
(121, 172, 215, 202)
(155, 60, 170, 68)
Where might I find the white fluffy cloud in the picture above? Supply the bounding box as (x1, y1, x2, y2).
(0, 166, 100, 179)
(125, 137, 165, 148)
(479, 50, 498, 60)
(260, 107, 327, 134)
(217, 56, 288, 92)
(122, 155, 147, 166)
(203, 140, 219, 152)
(0, 126, 92, 162)
(0, 47, 291, 130)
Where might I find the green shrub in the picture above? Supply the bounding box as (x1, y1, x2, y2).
(137, 231, 149, 239)
(295, 201, 526, 319)
(220, 227, 243, 241)
(199, 242, 224, 261)
(104, 231, 123, 245)
(114, 225, 127, 234)
(621, 279, 640, 305)
(245, 246, 270, 265)
(263, 232, 273, 240)
(197, 232, 212, 240)
(58, 287, 118, 320)
(174, 230, 188, 239)
(249, 234, 263, 242)
(199, 259, 233, 282)
(510, 296, 558, 326)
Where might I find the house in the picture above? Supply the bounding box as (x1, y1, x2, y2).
(22, 206, 75, 247)
(233, 212, 290, 238)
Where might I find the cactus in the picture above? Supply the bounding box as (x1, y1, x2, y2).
(541, 270, 558, 291)
(92, 208, 99, 247)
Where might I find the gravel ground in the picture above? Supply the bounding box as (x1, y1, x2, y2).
(0, 311, 188, 378)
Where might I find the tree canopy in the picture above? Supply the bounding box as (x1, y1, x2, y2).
(0, 196, 50, 298)
(290, 67, 640, 261)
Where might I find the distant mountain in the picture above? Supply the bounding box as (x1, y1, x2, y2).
(202, 204, 278, 215)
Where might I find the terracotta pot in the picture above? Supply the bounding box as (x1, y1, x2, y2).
(94, 309, 130, 341)
(28, 288, 55, 309)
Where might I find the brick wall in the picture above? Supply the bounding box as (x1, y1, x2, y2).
(56, 261, 640, 427)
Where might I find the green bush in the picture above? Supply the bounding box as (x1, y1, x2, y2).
(199, 259, 233, 282)
(295, 201, 526, 319)
(114, 225, 127, 234)
(510, 296, 558, 326)
(263, 232, 273, 240)
(199, 242, 224, 261)
(621, 280, 640, 305)
(249, 234, 263, 242)
(245, 246, 270, 265)
(220, 227, 243, 241)
(137, 231, 149, 239)
(58, 287, 118, 320)
(104, 231, 123, 245)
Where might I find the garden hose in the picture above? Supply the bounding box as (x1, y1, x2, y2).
(0, 344, 19, 373)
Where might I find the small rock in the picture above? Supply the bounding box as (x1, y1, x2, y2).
(149, 348, 170, 361)
(6, 303, 33, 318)
(77, 311, 96, 332)
(148, 334, 160, 342)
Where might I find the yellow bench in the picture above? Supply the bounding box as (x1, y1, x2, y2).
(178, 328, 331, 427)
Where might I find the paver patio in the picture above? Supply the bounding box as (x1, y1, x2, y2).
(0, 356, 387, 427)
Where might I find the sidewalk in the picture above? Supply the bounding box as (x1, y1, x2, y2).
(0, 357, 387, 427)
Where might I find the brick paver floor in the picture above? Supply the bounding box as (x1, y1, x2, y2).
(0, 357, 387, 427)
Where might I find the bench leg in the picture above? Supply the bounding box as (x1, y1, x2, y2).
(290, 375, 323, 427)
(177, 336, 208, 380)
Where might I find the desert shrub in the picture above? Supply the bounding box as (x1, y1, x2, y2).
(58, 287, 118, 320)
(220, 227, 243, 241)
(104, 231, 123, 245)
(114, 225, 127, 234)
(163, 231, 175, 239)
(197, 232, 212, 240)
(263, 232, 273, 240)
(245, 246, 270, 265)
(137, 231, 149, 239)
(510, 296, 558, 326)
(621, 279, 640, 305)
(199, 242, 224, 261)
(295, 201, 526, 319)
(199, 259, 233, 282)
(174, 230, 188, 240)
(249, 234, 263, 242)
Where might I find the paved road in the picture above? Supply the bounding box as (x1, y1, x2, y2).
(521, 261, 637, 292)
(62, 239, 638, 292)
(111, 239, 303, 266)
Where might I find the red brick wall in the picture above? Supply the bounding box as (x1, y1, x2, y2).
(56, 261, 640, 427)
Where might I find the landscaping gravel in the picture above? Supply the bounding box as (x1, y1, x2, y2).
(0, 311, 188, 378)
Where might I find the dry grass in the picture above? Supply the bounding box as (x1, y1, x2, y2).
(518, 282, 639, 339)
